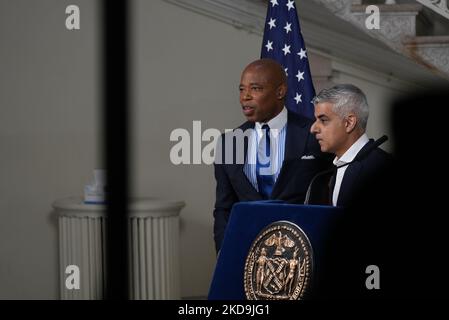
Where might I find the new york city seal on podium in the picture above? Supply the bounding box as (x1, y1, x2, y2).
(244, 221, 313, 300)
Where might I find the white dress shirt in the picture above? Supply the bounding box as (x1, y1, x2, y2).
(244, 107, 288, 191)
(332, 133, 369, 206)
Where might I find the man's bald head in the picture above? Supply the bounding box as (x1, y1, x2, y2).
(243, 59, 287, 87)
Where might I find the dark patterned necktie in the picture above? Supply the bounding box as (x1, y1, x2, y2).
(256, 124, 275, 199)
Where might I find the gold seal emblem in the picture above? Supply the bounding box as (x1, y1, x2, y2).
(244, 221, 313, 300)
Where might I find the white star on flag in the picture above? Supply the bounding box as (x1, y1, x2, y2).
(265, 40, 274, 52)
(261, 0, 316, 118)
(284, 22, 292, 34)
(282, 44, 291, 56)
(297, 48, 307, 59)
(296, 70, 304, 82)
(294, 93, 302, 104)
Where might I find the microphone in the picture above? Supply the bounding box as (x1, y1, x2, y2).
(303, 135, 388, 205)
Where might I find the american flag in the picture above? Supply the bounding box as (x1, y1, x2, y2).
(261, 0, 315, 119)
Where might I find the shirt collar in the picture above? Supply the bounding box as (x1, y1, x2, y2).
(255, 107, 287, 138)
(333, 133, 369, 166)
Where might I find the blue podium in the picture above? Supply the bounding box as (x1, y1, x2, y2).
(208, 201, 343, 300)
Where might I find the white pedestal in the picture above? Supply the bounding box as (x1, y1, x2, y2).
(53, 197, 185, 300)
(127, 199, 185, 299)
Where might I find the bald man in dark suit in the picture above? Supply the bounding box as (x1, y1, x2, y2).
(213, 59, 330, 253)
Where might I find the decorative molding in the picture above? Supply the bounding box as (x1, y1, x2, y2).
(313, 0, 350, 15)
(163, 0, 401, 67)
(351, 4, 423, 13)
(340, 3, 422, 52)
(404, 36, 449, 74)
(417, 0, 449, 20)
(403, 35, 449, 44)
(417, 46, 449, 74)
(331, 59, 424, 93)
(163, 0, 266, 35)
(351, 13, 416, 42)
(315, 0, 449, 77)
(162, 0, 447, 83)
(351, 3, 423, 12)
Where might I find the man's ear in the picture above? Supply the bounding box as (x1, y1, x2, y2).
(345, 114, 358, 133)
(277, 83, 287, 100)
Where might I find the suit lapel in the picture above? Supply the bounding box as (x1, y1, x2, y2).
(337, 141, 373, 205)
(271, 112, 308, 197)
(337, 162, 361, 206)
(232, 121, 262, 199)
(283, 112, 308, 161)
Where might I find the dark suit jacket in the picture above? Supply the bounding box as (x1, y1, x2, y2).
(213, 111, 331, 252)
(316, 140, 394, 298)
(334, 139, 393, 207)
